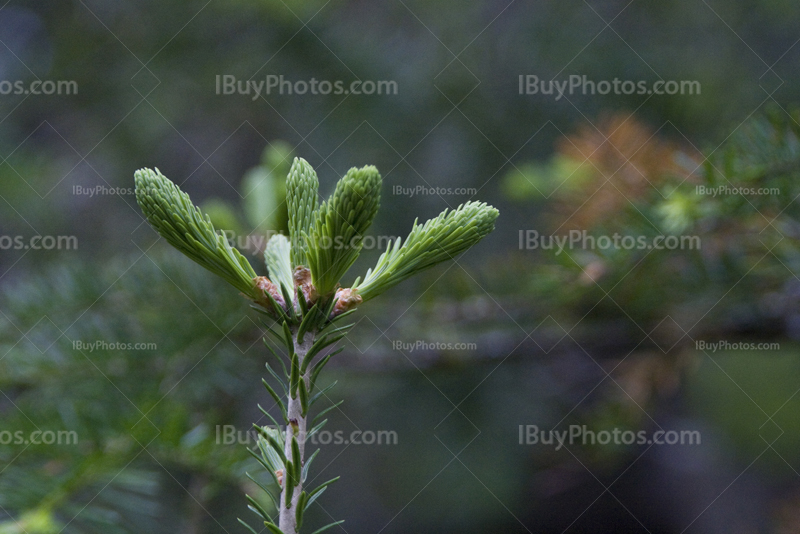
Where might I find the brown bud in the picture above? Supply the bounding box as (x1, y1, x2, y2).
(293, 266, 318, 304)
(333, 287, 362, 316)
(276, 469, 284, 486)
(254, 276, 286, 308)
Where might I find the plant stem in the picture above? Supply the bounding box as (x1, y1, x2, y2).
(279, 330, 313, 533)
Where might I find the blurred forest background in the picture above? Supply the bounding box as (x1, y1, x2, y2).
(2, 0, 800, 533)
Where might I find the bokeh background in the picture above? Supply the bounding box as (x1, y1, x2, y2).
(2, 1, 800, 532)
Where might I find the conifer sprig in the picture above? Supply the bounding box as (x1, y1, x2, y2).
(134, 168, 260, 299)
(264, 234, 294, 293)
(286, 157, 319, 268)
(135, 156, 498, 534)
(305, 165, 382, 297)
(354, 201, 499, 301)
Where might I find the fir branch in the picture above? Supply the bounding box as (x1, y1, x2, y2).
(286, 157, 320, 267)
(354, 201, 499, 301)
(305, 165, 382, 297)
(135, 157, 499, 534)
(134, 167, 260, 299)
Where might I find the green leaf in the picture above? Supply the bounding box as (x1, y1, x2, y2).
(307, 419, 327, 438)
(305, 485, 327, 509)
(282, 322, 295, 354)
(302, 332, 347, 374)
(263, 323, 286, 346)
(246, 472, 279, 506)
(305, 165, 382, 296)
(255, 424, 287, 464)
(258, 404, 283, 431)
(284, 460, 295, 507)
(291, 436, 302, 482)
(248, 447, 274, 474)
(280, 282, 297, 323)
(264, 234, 294, 294)
(325, 308, 356, 326)
(310, 349, 342, 391)
(318, 322, 354, 337)
(287, 157, 320, 267)
(259, 286, 289, 321)
(262, 379, 288, 420)
(310, 380, 337, 406)
(302, 449, 320, 483)
(308, 477, 340, 500)
(263, 337, 289, 379)
(321, 294, 338, 319)
(238, 518, 261, 534)
(246, 494, 272, 521)
(257, 430, 286, 473)
(265, 363, 288, 395)
(296, 285, 309, 315)
(290, 352, 300, 399)
(134, 167, 260, 298)
(299, 379, 309, 417)
(296, 302, 320, 344)
(355, 201, 499, 301)
(309, 519, 344, 534)
(312, 399, 344, 425)
(263, 521, 286, 534)
(296, 491, 309, 529)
